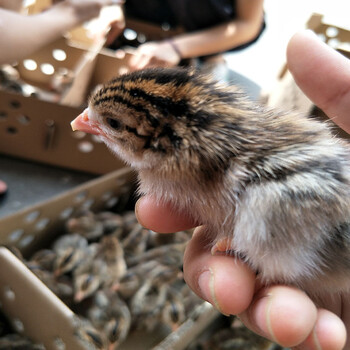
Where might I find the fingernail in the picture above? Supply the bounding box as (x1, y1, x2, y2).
(312, 326, 322, 350)
(265, 293, 278, 343)
(198, 268, 229, 316)
(254, 292, 278, 343)
(134, 199, 144, 226)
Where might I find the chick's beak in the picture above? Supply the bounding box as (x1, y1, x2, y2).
(71, 108, 101, 136)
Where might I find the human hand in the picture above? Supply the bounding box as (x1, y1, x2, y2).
(55, 0, 123, 24)
(134, 30, 350, 350)
(105, 19, 125, 46)
(128, 41, 181, 71)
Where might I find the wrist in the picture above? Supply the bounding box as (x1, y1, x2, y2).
(166, 39, 183, 61)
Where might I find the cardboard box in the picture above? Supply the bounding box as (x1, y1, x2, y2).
(0, 31, 136, 174)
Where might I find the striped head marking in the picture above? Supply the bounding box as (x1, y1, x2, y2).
(71, 67, 236, 176)
(74, 68, 200, 168)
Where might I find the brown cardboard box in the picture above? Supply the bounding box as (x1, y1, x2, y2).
(0, 32, 135, 174)
(0, 89, 127, 174)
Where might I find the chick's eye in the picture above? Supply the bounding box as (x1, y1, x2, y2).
(106, 117, 121, 130)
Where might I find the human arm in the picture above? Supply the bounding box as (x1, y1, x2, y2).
(135, 31, 350, 349)
(0, 0, 23, 12)
(0, 0, 118, 64)
(128, 0, 264, 70)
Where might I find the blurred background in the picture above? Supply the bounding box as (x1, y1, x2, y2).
(226, 0, 350, 92)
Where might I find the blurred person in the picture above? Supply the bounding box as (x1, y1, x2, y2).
(0, 0, 123, 196)
(110, 0, 265, 71)
(0, 0, 123, 65)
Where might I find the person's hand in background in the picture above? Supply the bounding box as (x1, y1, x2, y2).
(128, 41, 182, 71)
(0, 0, 123, 64)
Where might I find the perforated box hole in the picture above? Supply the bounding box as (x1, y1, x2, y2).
(52, 49, 67, 62)
(161, 22, 171, 31)
(81, 198, 95, 210)
(101, 191, 113, 201)
(6, 126, 18, 134)
(123, 28, 137, 41)
(105, 197, 119, 208)
(10, 100, 21, 109)
(326, 27, 339, 38)
(41, 63, 55, 75)
(35, 218, 50, 231)
(138, 33, 147, 44)
(75, 191, 88, 203)
(8, 228, 24, 243)
(23, 59, 37, 71)
(3, 286, 15, 301)
(18, 235, 35, 248)
(91, 135, 103, 143)
(53, 337, 66, 350)
(0, 111, 7, 121)
(25, 210, 40, 223)
(71, 131, 86, 139)
(59, 207, 74, 220)
(13, 318, 24, 333)
(328, 38, 340, 48)
(17, 114, 30, 125)
(317, 33, 326, 42)
(78, 141, 94, 153)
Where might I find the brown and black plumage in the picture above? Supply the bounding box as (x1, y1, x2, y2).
(71, 67, 350, 298)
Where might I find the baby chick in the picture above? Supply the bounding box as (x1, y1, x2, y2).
(30, 249, 57, 271)
(66, 211, 104, 241)
(74, 273, 101, 303)
(98, 235, 127, 282)
(74, 317, 106, 350)
(53, 233, 88, 253)
(54, 246, 86, 277)
(73, 236, 126, 302)
(161, 288, 186, 331)
(88, 290, 131, 349)
(0, 334, 45, 350)
(95, 211, 124, 236)
(121, 223, 149, 257)
(130, 263, 181, 331)
(114, 260, 160, 299)
(71, 67, 350, 298)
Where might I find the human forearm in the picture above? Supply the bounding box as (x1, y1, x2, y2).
(169, 0, 264, 59)
(0, 1, 113, 64)
(172, 18, 263, 59)
(0, 9, 74, 64)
